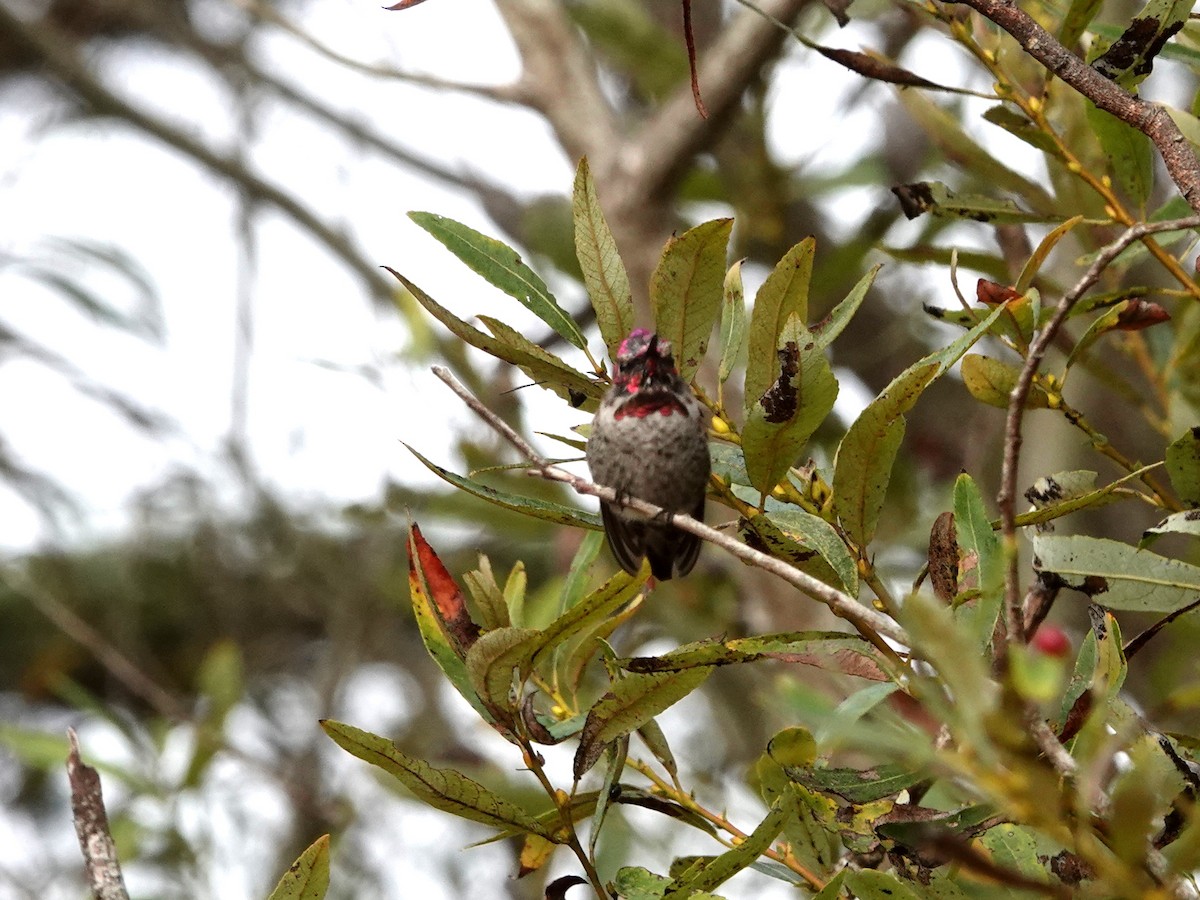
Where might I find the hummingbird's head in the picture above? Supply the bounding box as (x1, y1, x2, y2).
(613, 329, 680, 393)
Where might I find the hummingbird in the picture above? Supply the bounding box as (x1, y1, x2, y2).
(586, 329, 710, 580)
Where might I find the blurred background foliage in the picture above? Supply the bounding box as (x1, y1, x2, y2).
(2, 0, 1200, 896)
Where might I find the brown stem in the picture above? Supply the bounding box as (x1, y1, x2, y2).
(946, 0, 1200, 213)
(997, 216, 1200, 646)
(67, 729, 130, 900)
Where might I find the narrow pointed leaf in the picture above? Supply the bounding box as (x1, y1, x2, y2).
(953, 474, 1003, 650)
(573, 157, 634, 357)
(650, 218, 733, 380)
(478, 315, 602, 407)
(718, 259, 748, 384)
(666, 794, 791, 896)
(1015, 215, 1085, 294)
(408, 211, 587, 350)
(575, 667, 713, 778)
(406, 445, 602, 530)
(897, 91, 1056, 210)
(389, 270, 600, 409)
(833, 306, 1004, 546)
(322, 720, 554, 837)
(743, 315, 839, 495)
(812, 264, 880, 351)
(1089, 0, 1191, 90)
(892, 181, 1060, 224)
(463, 556, 511, 631)
(745, 238, 816, 407)
(267, 835, 330, 900)
(623, 631, 887, 681)
(786, 763, 924, 803)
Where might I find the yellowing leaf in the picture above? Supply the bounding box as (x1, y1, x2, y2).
(650, 218, 733, 380)
(573, 157, 633, 357)
(267, 835, 330, 900)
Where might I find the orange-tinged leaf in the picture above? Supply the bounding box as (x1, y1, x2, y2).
(409, 522, 481, 655)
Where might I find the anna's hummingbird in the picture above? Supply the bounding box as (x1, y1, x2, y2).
(587, 329, 710, 580)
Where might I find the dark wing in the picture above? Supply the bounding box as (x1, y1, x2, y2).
(645, 494, 705, 580)
(600, 501, 647, 576)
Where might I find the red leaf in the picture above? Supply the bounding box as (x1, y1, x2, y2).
(1114, 299, 1170, 331)
(409, 522, 481, 654)
(976, 279, 1021, 306)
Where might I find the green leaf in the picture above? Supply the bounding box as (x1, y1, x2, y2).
(1167, 427, 1200, 506)
(980, 824, 1047, 885)
(897, 92, 1057, 210)
(1141, 509, 1200, 548)
(650, 218, 734, 380)
(621, 631, 889, 681)
(960, 354, 1051, 409)
(575, 667, 713, 778)
(844, 868, 923, 900)
(613, 867, 725, 900)
(745, 238, 816, 406)
(1059, 0, 1105, 48)
(389, 270, 601, 409)
(322, 720, 554, 837)
(812, 264, 881, 351)
(408, 211, 587, 350)
(534, 568, 645, 668)
(462, 556, 511, 631)
(833, 306, 1004, 546)
(665, 794, 791, 896)
(573, 157, 634, 357)
(892, 181, 1061, 224)
(1085, 102, 1154, 207)
(406, 445, 602, 531)
(1016, 467, 1141, 528)
(267, 835, 330, 900)
(742, 315, 839, 495)
(1032, 534, 1200, 611)
(761, 507, 858, 596)
(1015, 216, 1085, 294)
(477, 316, 600, 407)
(465, 626, 541, 708)
(786, 762, 924, 803)
(953, 473, 1004, 650)
(982, 106, 1067, 161)
(718, 259, 748, 384)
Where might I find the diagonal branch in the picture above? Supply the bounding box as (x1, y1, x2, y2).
(430, 364, 910, 649)
(67, 729, 130, 900)
(946, 0, 1200, 213)
(996, 215, 1200, 644)
(0, 4, 393, 302)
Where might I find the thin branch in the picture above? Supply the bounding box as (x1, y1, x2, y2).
(0, 4, 393, 302)
(947, 0, 1200, 214)
(8, 569, 190, 721)
(231, 0, 523, 101)
(430, 364, 910, 648)
(1030, 717, 1078, 779)
(67, 729, 130, 900)
(997, 216, 1200, 644)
